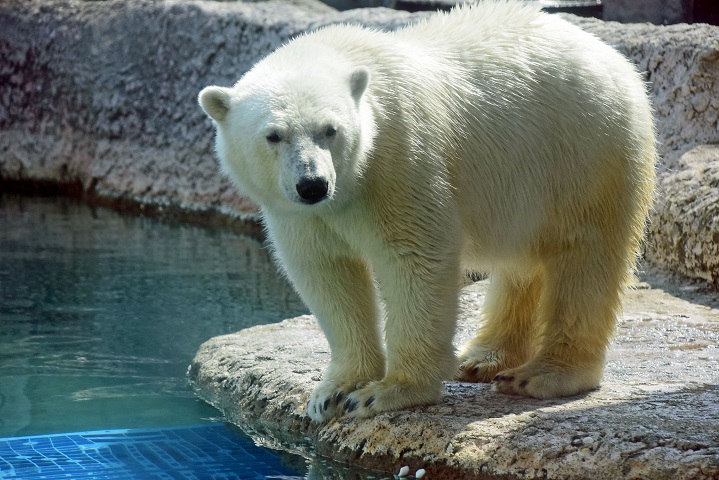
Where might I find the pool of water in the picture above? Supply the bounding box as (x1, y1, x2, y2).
(0, 194, 398, 480)
(0, 194, 311, 458)
(0, 423, 305, 479)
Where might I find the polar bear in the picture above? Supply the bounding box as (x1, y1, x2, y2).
(198, 1, 656, 421)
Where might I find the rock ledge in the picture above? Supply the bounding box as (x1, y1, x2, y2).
(190, 280, 719, 479)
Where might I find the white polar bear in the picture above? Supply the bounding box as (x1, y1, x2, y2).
(199, 1, 656, 422)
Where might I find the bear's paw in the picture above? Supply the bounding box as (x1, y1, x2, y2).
(491, 361, 603, 399)
(456, 343, 526, 383)
(341, 378, 443, 419)
(307, 378, 367, 422)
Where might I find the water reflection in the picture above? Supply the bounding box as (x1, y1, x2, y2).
(0, 194, 307, 437)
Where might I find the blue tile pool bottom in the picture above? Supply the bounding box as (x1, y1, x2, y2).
(0, 423, 303, 479)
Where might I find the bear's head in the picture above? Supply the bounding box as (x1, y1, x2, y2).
(199, 46, 375, 213)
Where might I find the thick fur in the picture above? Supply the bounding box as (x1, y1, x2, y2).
(198, 1, 656, 422)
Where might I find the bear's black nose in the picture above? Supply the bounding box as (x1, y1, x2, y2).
(296, 178, 328, 204)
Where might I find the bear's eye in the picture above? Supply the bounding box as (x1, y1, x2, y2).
(266, 132, 281, 144)
(324, 126, 337, 138)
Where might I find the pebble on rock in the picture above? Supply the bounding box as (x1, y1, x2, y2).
(398, 465, 410, 477)
(416, 468, 426, 478)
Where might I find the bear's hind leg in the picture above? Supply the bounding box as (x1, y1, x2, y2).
(492, 241, 623, 398)
(457, 271, 540, 382)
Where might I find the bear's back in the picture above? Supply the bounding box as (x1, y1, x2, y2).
(280, 3, 656, 256)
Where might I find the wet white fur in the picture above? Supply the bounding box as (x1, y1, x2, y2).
(199, 1, 656, 421)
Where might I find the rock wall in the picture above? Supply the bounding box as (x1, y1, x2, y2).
(648, 145, 719, 288)
(1, 0, 718, 285)
(0, 0, 416, 222)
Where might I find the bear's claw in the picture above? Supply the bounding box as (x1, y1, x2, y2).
(307, 378, 368, 422)
(344, 399, 359, 413)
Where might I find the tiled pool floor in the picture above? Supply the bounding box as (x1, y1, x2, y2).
(0, 423, 302, 479)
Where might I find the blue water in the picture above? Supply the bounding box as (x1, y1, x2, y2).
(0, 424, 302, 479)
(0, 194, 312, 476)
(0, 195, 308, 438)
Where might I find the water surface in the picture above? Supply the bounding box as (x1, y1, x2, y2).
(0, 194, 307, 437)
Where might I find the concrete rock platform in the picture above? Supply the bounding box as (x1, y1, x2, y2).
(190, 274, 719, 479)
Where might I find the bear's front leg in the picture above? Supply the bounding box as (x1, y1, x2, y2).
(264, 214, 386, 422)
(341, 246, 461, 418)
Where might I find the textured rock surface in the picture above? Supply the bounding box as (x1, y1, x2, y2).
(0, 0, 417, 222)
(647, 145, 719, 288)
(190, 278, 719, 479)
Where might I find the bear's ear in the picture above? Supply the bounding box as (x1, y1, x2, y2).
(198, 86, 232, 122)
(349, 66, 370, 103)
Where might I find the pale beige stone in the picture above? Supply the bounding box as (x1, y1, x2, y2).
(647, 145, 719, 288)
(190, 279, 719, 479)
